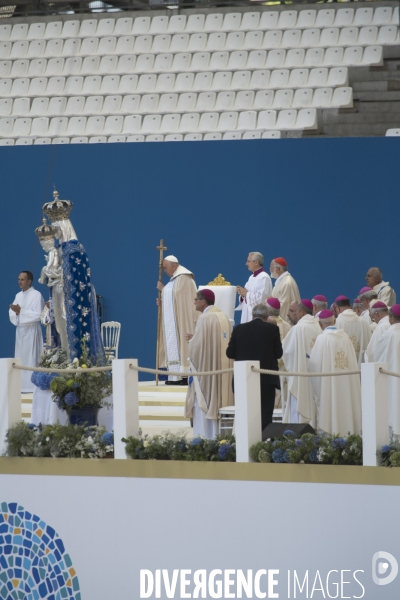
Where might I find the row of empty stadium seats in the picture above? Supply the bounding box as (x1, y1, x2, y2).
(0, 46, 380, 80)
(0, 87, 352, 116)
(0, 108, 317, 138)
(0, 68, 349, 98)
(0, 7, 397, 41)
(0, 130, 283, 144)
(0, 26, 396, 59)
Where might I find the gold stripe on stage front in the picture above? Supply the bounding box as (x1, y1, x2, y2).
(0, 458, 399, 486)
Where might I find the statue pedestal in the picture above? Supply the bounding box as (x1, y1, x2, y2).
(198, 285, 236, 326)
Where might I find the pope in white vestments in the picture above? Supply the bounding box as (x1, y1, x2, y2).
(335, 296, 371, 368)
(236, 252, 272, 323)
(269, 257, 300, 323)
(158, 255, 199, 383)
(374, 305, 400, 437)
(282, 300, 321, 426)
(309, 310, 361, 436)
(185, 289, 233, 439)
(365, 302, 390, 362)
(9, 272, 44, 393)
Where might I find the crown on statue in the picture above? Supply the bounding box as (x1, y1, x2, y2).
(42, 189, 73, 222)
(35, 218, 60, 240)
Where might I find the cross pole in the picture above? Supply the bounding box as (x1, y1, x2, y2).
(156, 239, 167, 386)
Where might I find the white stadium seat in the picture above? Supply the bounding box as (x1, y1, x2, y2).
(45, 40, 63, 57)
(48, 97, 67, 115)
(260, 13, 279, 31)
(196, 92, 216, 111)
(120, 94, 140, 113)
(52, 137, 69, 144)
(44, 22, 62, 40)
(160, 113, 180, 132)
(79, 20, 98, 38)
(186, 15, 205, 34)
(31, 117, 49, 136)
(354, 8, 373, 27)
(85, 116, 105, 135)
(297, 10, 317, 29)
(257, 110, 276, 130)
(372, 7, 392, 26)
(47, 77, 65, 96)
(177, 92, 196, 112)
(13, 117, 31, 136)
(207, 33, 226, 51)
(377, 26, 399, 45)
(222, 13, 241, 32)
(292, 88, 313, 109)
(67, 116, 87, 135)
(278, 11, 297, 30)
(334, 9, 354, 28)
(276, 109, 297, 129)
(83, 96, 103, 114)
(28, 78, 47, 97)
(248, 51, 266, 69)
(331, 86, 353, 108)
(149, 16, 169, 35)
(0, 25, 11, 42)
(145, 134, 164, 141)
(235, 91, 254, 110)
(101, 75, 120, 94)
(262, 131, 281, 139)
(167, 16, 186, 34)
(70, 137, 88, 143)
(242, 131, 261, 139)
(253, 90, 274, 109)
(342, 47, 363, 66)
(49, 117, 68, 136)
(29, 59, 47, 77)
(16, 137, 33, 145)
(108, 135, 126, 142)
(34, 137, 51, 145)
(362, 46, 383, 66)
(123, 115, 142, 134)
(217, 111, 238, 131)
(98, 19, 115, 37)
(386, 129, 400, 136)
(203, 133, 222, 140)
(238, 110, 257, 130)
(102, 95, 122, 113)
(184, 133, 202, 141)
(89, 136, 107, 143)
(358, 27, 378, 46)
(61, 21, 80, 39)
(66, 97, 85, 115)
(273, 89, 293, 109)
(179, 113, 200, 132)
(132, 17, 150, 36)
(115, 18, 133, 36)
(240, 13, 260, 31)
(223, 132, 241, 139)
(296, 108, 317, 129)
(31, 97, 49, 115)
(165, 134, 183, 141)
(312, 87, 333, 108)
(104, 115, 123, 134)
(141, 114, 161, 133)
(10, 24, 28, 42)
(140, 93, 159, 112)
(0, 98, 12, 115)
(304, 49, 324, 68)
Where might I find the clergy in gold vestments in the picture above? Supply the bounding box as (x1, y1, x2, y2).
(335, 295, 371, 368)
(309, 310, 361, 436)
(282, 300, 321, 427)
(157, 255, 199, 384)
(185, 289, 233, 439)
(269, 257, 300, 323)
(265, 297, 291, 412)
(374, 305, 400, 437)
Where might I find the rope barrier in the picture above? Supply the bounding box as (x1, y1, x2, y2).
(379, 367, 400, 379)
(253, 366, 361, 377)
(12, 364, 111, 374)
(129, 364, 233, 377)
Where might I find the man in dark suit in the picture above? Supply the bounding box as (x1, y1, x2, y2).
(226, 303, 283, 431)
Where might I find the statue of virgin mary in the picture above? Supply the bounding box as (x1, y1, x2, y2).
(40, 189, 104, 362)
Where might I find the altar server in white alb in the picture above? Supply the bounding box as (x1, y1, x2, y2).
(185, 289, 233, 439)
(365, 301, 390, 362)
(309, 310, 361, 436)
(374, 305, 400, 437)
(335, 295, 371, 368)
(282, 300, 321, 427)
(269, 257, 300, 323)
(157, 256, 199, 385)
(365, 267, 396, 307)
(9, 271, 44, 393)
(236, 252, 271, 323)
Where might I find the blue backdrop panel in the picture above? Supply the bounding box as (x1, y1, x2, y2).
(1, 138, 399, 375)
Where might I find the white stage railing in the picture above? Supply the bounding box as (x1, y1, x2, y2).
(1, 358, 395, 465)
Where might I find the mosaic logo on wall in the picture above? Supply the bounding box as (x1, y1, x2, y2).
(0, 502, 80, 600)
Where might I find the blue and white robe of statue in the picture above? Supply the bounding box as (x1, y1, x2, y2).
(62, 240, 104, 362)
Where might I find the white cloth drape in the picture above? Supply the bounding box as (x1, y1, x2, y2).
(237, 271, 272, 323)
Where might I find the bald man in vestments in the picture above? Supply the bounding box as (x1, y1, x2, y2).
(236, 251, 272, 323)
(269, 257, 300, 323)
(185, 289, 232, 439)
(309, 310, 361, 436)
(335, 295, 371, 368)
(365, 267, 396, 307)
(157, 255, 199, 385)
(282, 299, 321, 427)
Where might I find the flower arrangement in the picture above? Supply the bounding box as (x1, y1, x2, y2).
(123, 431, 236, 461)
(50, 340, 112, 412)
(250, 431, 363, 465)
(31, 347, 69, 391)
(379, 440, 400, 467)
(6, 421, 114, 459)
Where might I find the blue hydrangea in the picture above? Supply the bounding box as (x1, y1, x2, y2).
(64, 392, 79, 406)
(218, 444, 231, 460)
(191, 437, 203, 446)
(272, 448, 285, 463)
(382, 444, 392, 453)
(177, 442, 186, 452)
(28, 423, 37, 429)
(309, 448, 319, 463)
(313, 435, 322, 447)
(332, 437, 346, 449)
(295, 439, 302, 447)
(283, 450, 291, 463)
(31, 372, 57, 391)
(101, 432, 114, 445)
(284, 430, 295, 436)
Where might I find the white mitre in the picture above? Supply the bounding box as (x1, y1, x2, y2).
(165, 255, 179, 263)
